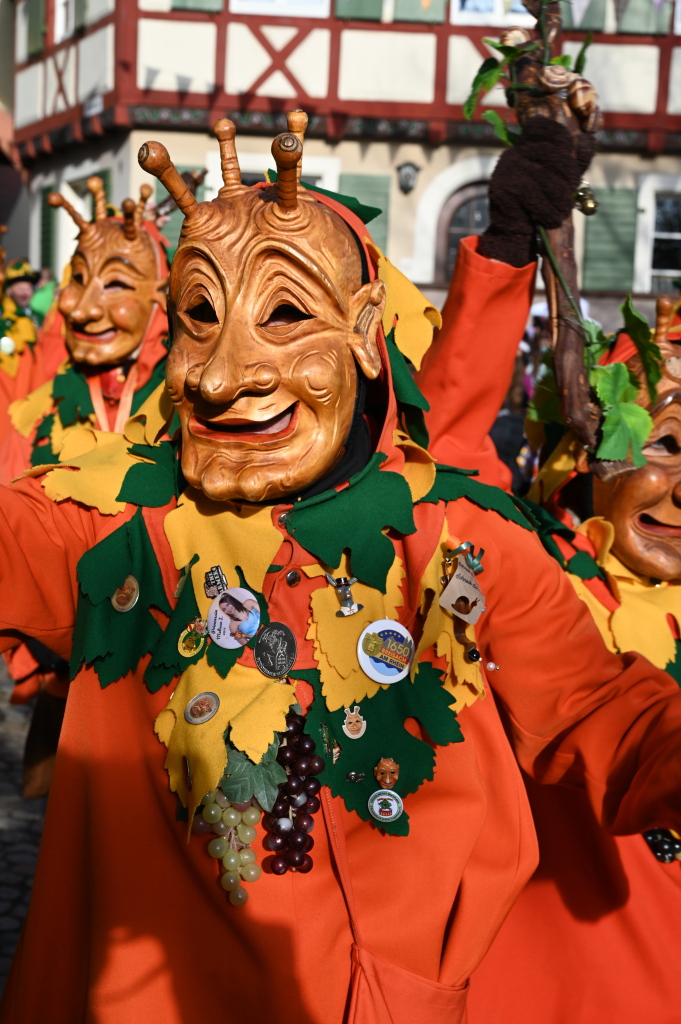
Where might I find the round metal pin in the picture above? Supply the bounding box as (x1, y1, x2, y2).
(184, 692, 220, 724)
(110, 575, 140, 613)
(254, 622, 297, 679)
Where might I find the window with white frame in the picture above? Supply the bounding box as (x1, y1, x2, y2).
(651, 194, 681, 293)
(450, 0, 532, 27)
(54, 0, 84, 43)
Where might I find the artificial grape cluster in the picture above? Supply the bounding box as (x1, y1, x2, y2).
(193, 789, 262, 906)
(263, 712, 325, 875)
(643, 828, 681, 864)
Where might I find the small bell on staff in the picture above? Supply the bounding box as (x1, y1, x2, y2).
(574, 180, 598, 216)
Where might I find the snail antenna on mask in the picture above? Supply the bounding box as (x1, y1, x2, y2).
(121, 198, 138, 241)
(136, 183, 153, 225)
(286, 110, 308, 183)
(87, 176, 108, 221)
(137, 142, 200, 219)
(213, 119, 243, 196)
(47, 192, 90, 233)
(271, 132, 302, 212)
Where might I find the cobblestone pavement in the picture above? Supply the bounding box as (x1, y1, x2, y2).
(0, 666, 46, 994)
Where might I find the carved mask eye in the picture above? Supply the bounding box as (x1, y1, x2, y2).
(260, 303, 314, 328)
(187, 298, 219, 324)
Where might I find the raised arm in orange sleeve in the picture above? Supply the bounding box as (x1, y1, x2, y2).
(415, 236, 535, 489)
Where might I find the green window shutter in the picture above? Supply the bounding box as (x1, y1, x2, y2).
(172, 0, 223, 10)
(335, 0, 382, 20)
(26, 0, 45, 56)
(394, 0, 445, 21)
(40, 187, 56, 273)
(156, 166, 206, 253)
(583, 189, 638, 292)
(74, 0, 87, 31)
(338, 173, 391, 251)
(617, 0, 672, 33)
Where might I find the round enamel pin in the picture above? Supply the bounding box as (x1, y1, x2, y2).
(208, 587, 260, 649)
(357, 619, 414, 683)
(110, 575, 139, 613)
(368, 789, 403, 823)
(254, 623, 297, 679)
(184, 692, 220, 724)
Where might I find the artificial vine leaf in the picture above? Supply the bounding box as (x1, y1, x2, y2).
(286, 453, 416, 593)
(116, 440, 182, 507)
(418, 464, 537, 531)
(549, 54, 572, 67)
(143, 557, 204, 693)
(384, 329, 430, 448)
(219, 740, 287, 811)
(71, 508, 171, 686)
(301, 663, 463, 837)
(592, 362, 639, 407)
(620, 295, 662, 402)
(52, 365, 95, 426)
(481, 110, 519, 147)
(574, 31, 593, 75)
(597, 401, 652, 468)
(464, 57, 503, 120)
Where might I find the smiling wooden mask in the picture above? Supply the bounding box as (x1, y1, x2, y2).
(49, 178, 168, 367)
(138, 114, 386, 504)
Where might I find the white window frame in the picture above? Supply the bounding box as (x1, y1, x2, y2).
(205, 150, 340, 199)
(634, 174, 681, 293)
(449, 0, 533, 28)
(54, 0, 76, 43)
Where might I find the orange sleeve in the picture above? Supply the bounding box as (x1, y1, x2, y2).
(0, 477, 124, 660)
(465, 503, 681, 836)
(416, 236, 536, 489)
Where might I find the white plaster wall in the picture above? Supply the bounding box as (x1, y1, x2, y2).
(15, 63, 43, 129)
(77, 24, 115, 102)
(86, 0, 115, 24)
(668, 48, 681, 114)
(14, 0, 27, 67)
(137, 19, 216, 94)
(285, 28, 330, 98)
(563, 41, 659, 113)
(338, 30, 436, 103)
(225, 23, 271, 94)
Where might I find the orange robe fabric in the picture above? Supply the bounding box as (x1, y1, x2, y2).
(416, 236, 535, 490)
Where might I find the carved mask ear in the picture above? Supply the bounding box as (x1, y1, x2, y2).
(347, 278, 385, 381)
(154, 274, 169, 313)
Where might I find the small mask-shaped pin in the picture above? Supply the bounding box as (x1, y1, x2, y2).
(374, 757, 399, 790)
(342, 706, 367, 739)
(325, 574, 364, 617)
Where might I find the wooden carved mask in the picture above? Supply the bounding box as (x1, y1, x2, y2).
(587, 304, 681, 581)
(49, 178, 168, 367)
(139, 115, 386, 503)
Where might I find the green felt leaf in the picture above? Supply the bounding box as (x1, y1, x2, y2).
(116, 440, 182, 507)
(620, 295, 662, 402)
(565, 549, 607, 582)
(34, 412, 55, 443)
(286, 453, 416, 593)
(300, 662, 463, 837)
(549, 54, 572, 66)
(481, 110, 519, 147)
(143, 556, 204, 693)
(417, 464, 537, 531)
(574, 31, 593, 75)
(664, 639, 681, 688)
(384, 328, 430, 447)
(464, 57, 503, 121)
(597, 401, 652, 468)
(521, 498, 573, 567)
(52, 365, 95, 426)
(71, 508, 172, 687)
(267, 171, 382, 225)
(219, 740, 287, 812)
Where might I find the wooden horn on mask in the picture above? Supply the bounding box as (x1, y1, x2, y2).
(136, 183, 153, 225)
(121, 198, 138, 241)
(47, 192, 90, 233)
(271, 133, 303, 212)
(286, 110, 308, 184)
(137, 142, 200, 219)
(87, 176, 108, 221)
(213, 119, 244, 197)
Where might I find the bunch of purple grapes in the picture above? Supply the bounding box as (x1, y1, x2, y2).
(263, 712, 325, 874)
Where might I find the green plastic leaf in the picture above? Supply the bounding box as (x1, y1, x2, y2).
(481, 110, 519, 147)
(582, 319, 611, 370)
(219, 742, 287, 812)
(464, 57, 503, 121)
(597, 401, 653, 467)
(482, 38, 539, 60)
(574, 31, 593, 75)
(619, 295, 662, 402)
(549, 54, 572, 67)
(592, 362, 639, 408)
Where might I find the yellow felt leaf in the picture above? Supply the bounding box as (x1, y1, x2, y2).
(9, 380, 54, 437)
(527, 431, 578, 506)
(164, 488, 283, 614)
(308, 552, 405, 711)
(367, 240, 441, 371)
(0, 352, 19, 378)
(155, 661, 297, 818)
(42, 430, 142, 514)
(393, 429, 436, 502)
(124, 383, 175, 447)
